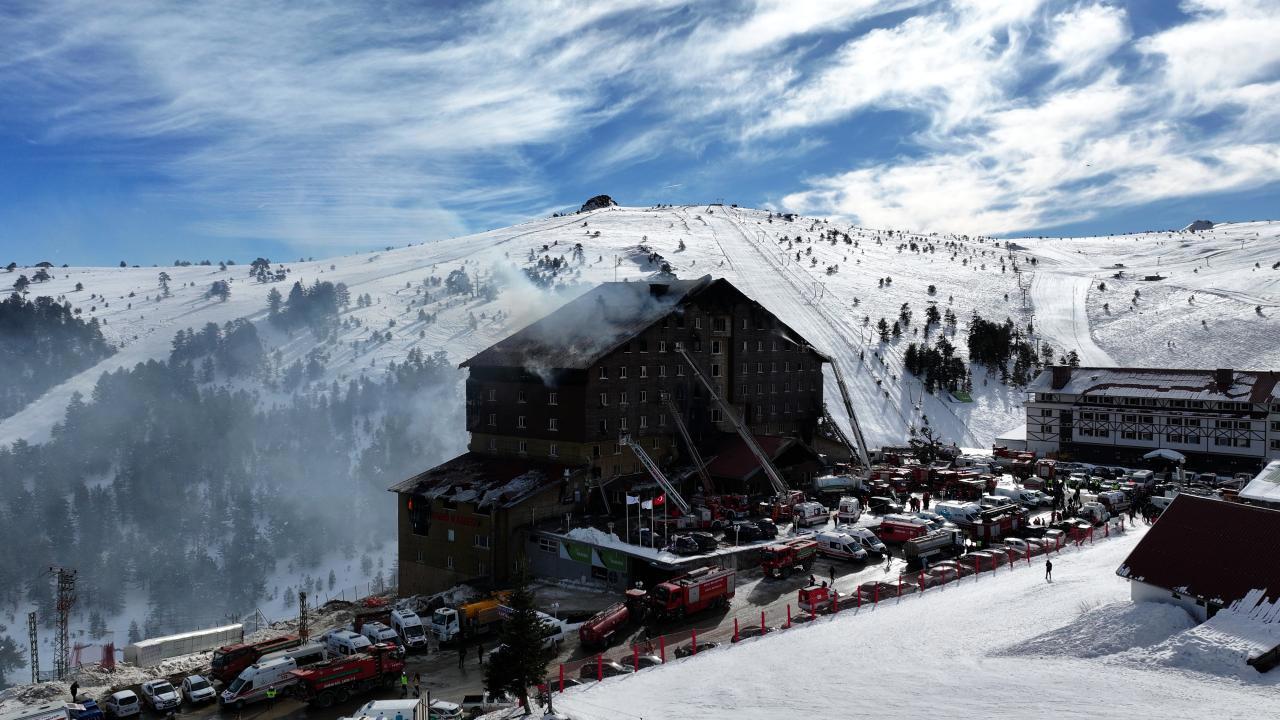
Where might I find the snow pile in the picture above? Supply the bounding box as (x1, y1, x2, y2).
(1117, 589, 1280, 682)
(556, 527, 1276, 719)
(999, 601, 1196, 659)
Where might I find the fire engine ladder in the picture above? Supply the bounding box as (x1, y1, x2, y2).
(822, 406, 861, 465)
(821, 354, 873, 470)
(674, 346, 789, 496)
(620, 434, 691, 515)
(661, 392, 715, 495)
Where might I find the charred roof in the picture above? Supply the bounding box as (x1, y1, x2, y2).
(388, 451, 576, 510)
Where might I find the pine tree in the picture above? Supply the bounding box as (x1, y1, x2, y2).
(328, 570, 337, 590)
(484, 573, 553, 713)
(267, 287, 283, 316)
(0, 632, 26, 678)
(877, 318, 890, 342)
(128, 620, 142, 644)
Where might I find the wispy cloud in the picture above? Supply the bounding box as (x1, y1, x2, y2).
(0, 0, 1276, 248)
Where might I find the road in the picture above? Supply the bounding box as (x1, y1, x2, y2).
(1029, 271, 1115, 367)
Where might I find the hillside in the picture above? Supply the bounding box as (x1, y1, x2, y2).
(3, 206, 1277, 452)
(1, 205, 1277, 665)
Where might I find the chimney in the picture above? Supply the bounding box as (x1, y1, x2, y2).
(1214, 368, 1233, 389)
(1050, 365, 1072, 390)
(649, 283, 670, 297)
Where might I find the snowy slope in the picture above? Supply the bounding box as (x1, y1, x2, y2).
(556, 527, 1276, 720)
(3, 207, 1278, 450)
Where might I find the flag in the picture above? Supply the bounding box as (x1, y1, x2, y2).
(641, 499, 653, 510)
(625, 494, 640, 505)
(654, 493, 666, 507)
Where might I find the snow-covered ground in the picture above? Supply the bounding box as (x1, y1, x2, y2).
(8, 206, 1273, 453)
(556, 525, 1276, 720)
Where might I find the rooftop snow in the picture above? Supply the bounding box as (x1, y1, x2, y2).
(1240, 460, 1280, 505)
(1026, 367, 1280, 403)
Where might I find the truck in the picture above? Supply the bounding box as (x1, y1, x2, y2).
(288, 643, 404, 708)
(759, 537, 819, 577)
(428, 592, 510, 643)
(903, 528, 966, 565)
(578, 594, 643, 649)
(933, 500, 982, 525)
(797, 585, 832, 614)
(647, 566, 735, 621)
(209, 634, 300, 684)
(390, 608, 429, 650)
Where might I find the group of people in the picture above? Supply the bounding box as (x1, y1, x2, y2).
(398, 670, 425, 699)
(906, 492, 931, 512)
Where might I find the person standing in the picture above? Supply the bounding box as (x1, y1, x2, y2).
(1045, 558, 1053, 582)
(476, 642, 484, 666)
(399, 671, 408, 698)
(458, 643, 466, 670)
(922, 492, 931, 510)
(828, 565, 837, 586)
(70, 682, 79, 701)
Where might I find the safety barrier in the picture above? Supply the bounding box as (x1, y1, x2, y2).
(554, 516, 1127, 691)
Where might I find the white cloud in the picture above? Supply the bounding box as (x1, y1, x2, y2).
(1044, 4, 1130, 79)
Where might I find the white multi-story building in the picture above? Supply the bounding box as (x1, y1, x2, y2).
(1024, 366, 1280, 471)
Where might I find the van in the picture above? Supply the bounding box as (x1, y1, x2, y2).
(392, 609, 430, 650)
(104, 691, 141, 719)
(220, 657, 299, 708)
(359, 621, 400, 646)
(814, 531, 868, 561)
(875, 517, 928, 543)
(257, 641, 326, 668)
(835, 525, 888, 556)
(836, 496, 862, 523)
(933, 501, 981, 524)
(792, 501, 828, 528)
(323, 629, 373, 657)
(1128, 469, 1154, 487)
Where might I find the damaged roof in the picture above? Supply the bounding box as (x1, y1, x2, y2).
(1028, 367, 1280, 404)
(1115, 494, 1280, 605)
(462, 275, 745, 370)
(388, 452, 573, 509)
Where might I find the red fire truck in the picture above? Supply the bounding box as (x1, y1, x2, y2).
(759, 538, 818, 578)
(578, 588, 647, 649)
(648, 566, 736, 621)
(288, 643, 404, 708)
(209, 635, 300, 683)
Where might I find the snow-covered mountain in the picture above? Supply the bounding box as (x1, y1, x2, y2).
(4, 205, 1278, 451)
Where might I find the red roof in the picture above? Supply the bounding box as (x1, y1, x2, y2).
(705, 434, 794, 482)
(1116, 494, 1280, 605)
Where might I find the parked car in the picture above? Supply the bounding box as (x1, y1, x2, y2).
(866, 496, 902, 515)
(1001, 537, 1033, 555)
(673, 641, 718, 658)
(104, 691, 141, 719)
(461, 692, 516, 715)
(913, 511, 947, 531)
(754, 518, 779, 538)
(729, 521, 764, 542)
(180, 675, 217, 705)
(668, 535, 701, 555)
(140, 680, 181, 712)
(924, 559, 974, 580)
(427, 699, 463, 719)
(579, 660, 632, 679)
(686, 531, 719, 552)
(612, 653, 663, 670)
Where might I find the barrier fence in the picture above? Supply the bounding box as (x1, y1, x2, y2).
(555, 516, 1126, 689)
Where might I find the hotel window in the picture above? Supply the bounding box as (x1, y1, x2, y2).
(599, 367, 609, 380)
(711, 408, 723, 422)
(677, 365, 685, 377)
(600, 392, 609, 407)
(713, 317, 727, 332)
(487, 389, 496, 402)
(756, 362, 763, 374)
(548, 392, 558, 405)
(620, 417, 628, 430)
(640, 390, 648, 402)
(638, 339, 648, 352)
(742, 318, 749, 330)
(639, 415, 649, 429)
(517, 416, 526, 429)
(446, 556, 454, 570)
(660, 365, 668, 378)
(518, 440, 528, 454)
(659, 341, 667, 353)
(711, 364, 721, 377)
(447, 529, 456, 542)
(659, 413, 667, 427)
(592, 445, 601, 458)
(757, 341, 763, 351)
(487, 413, 497, 426)
(474, 534, 490, 549)
(619, 366, 628, 379)
(547, 418, 558, 431)
(640, 365, 648, 378)
(487, 437, 497, 450)
(599, 419, 608, 433)
(712, 340, 722, 354)
(742, 341, 749, 352)
(619, 391, 629, 405)
(549, 443, 559, 457)
(517, 390, 526, 403)
(695, 317, 702, 330)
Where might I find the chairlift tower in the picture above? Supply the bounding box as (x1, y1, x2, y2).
(50, 566, 76, 680)
(28, 611, 38, 684)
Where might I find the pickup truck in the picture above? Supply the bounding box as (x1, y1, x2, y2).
(139, 681, 181, 712)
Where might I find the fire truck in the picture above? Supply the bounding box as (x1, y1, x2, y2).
(209, 635, 300, 684)
(759, 538, 818, 578)
(288, 643, 404, 708)
(647, 566, 736, 621)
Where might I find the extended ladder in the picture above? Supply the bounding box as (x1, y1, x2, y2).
(662, 392, 715, 495)
(620, 434, 691, 515)
(675, 346, 789, 495)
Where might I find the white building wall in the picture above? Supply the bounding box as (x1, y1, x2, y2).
(1130, 580, 1206, 623)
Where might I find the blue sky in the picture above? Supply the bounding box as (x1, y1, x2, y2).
(1, 0, 1278, 266)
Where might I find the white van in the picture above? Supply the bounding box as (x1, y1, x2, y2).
(933, 501, 982, 524)
(994, 483, 1048, 508)
(258, 641, 326, 667)
(814, 531, 868, 561)
(792, 501, 828, 528)
(835, 525, 888, 556)
(358, 621, 400, 646)
(220, 657, 299, 708)
(391, 609, 430, 650)
(323, 629, 373, 657)
(836, 496, 862, 523)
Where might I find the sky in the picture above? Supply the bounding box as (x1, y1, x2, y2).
(1, 0, 1278, 266)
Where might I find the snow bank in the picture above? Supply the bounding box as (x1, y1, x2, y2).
(999, 601, 1196, 659)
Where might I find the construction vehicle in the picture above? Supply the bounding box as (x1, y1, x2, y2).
(903, 528, 966, 566)
(759, 537, 818, 578)
(209, 634, 300, 683)
(288, 643, 404, 708)
(646, 565, 736, 621)
(429, 592, 510, 643)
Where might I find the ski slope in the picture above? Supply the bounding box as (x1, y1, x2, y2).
(556, 526, 1277, 720)
(3, 207, 1278, 451)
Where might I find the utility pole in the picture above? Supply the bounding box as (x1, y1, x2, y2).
(297, 591, 309, 643)
(51, 566, 76, 681)
(28, 611, 38, 685)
